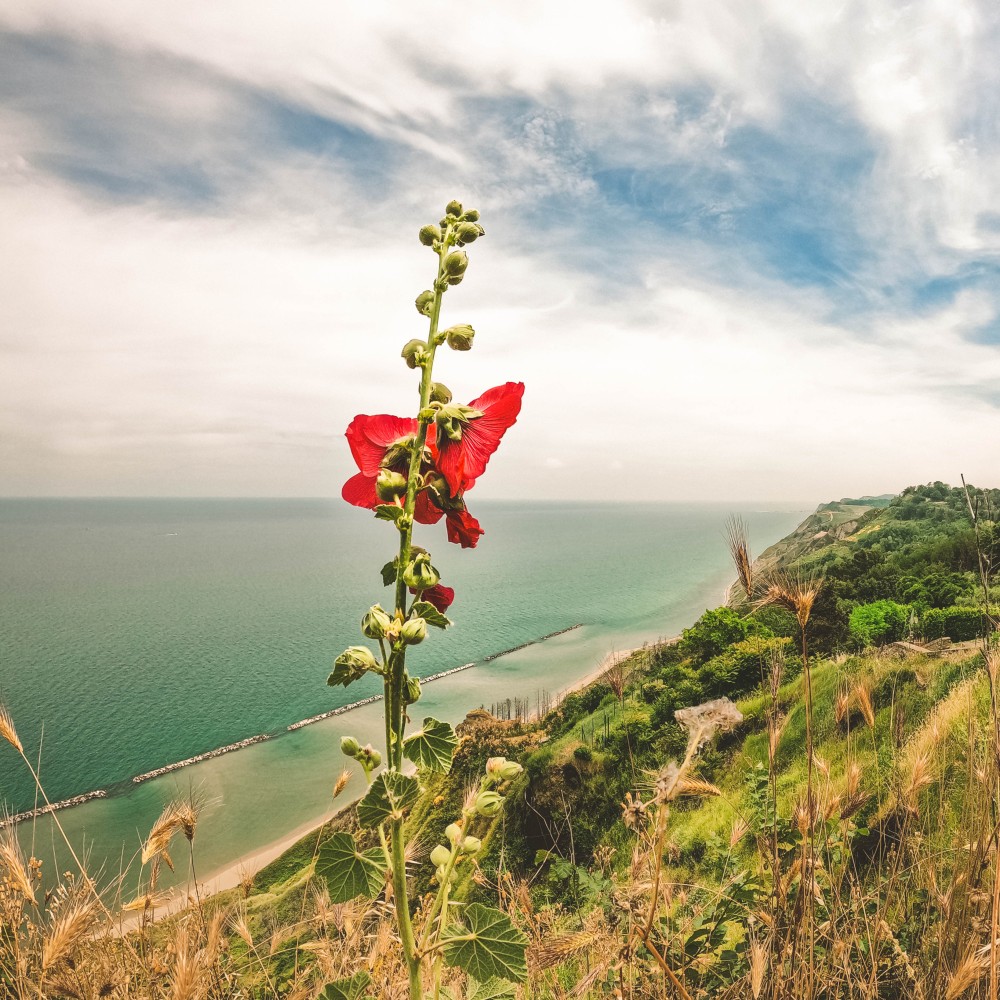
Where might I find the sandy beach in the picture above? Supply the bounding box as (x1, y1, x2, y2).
(164, 643, 640, 904)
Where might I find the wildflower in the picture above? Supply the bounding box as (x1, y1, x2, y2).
(409, 584, 455, 614)
(435, 382, 524, 495)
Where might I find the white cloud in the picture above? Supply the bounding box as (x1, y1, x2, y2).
(1, 1, 998, 500)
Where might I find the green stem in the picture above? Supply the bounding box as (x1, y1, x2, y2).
(385, 221, 453, 1000)
(391, 815, 422, 995)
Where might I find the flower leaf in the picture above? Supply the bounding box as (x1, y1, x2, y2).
(373, 504, 405, 523)
(316, 833, 386, 903)
(468, 977, 516, 1000)
(402, 718, 458, 774)
(441, 903, 529, 983)
(356, 771, 420, 829)
(320, 970, 373, 1000)
(410, 600, 451, 629)
(380, 560, 397, 587)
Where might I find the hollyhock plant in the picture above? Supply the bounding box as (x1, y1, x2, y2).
(323, 200, 528, 1000)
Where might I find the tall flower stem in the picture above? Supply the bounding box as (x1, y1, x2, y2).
(383, 221, 452, 999)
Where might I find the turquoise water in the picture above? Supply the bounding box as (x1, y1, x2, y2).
(0, 498, 806, 888)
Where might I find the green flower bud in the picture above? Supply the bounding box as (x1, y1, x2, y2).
(375, 468, 407, 501)
(428, 382, 453, 404)
(430, 844, 451, 868)
(361, 605, 392, 640)
(419, 224, 441, 246)
(446, 273, 464, 286)
(499, 760, 523, 781)
(443, 324, 475, 352)
(435, 865, 452, 884)
(462, 209, 480, 222)
(475, 790, 503, 817)
(461, 836, 482, 854)
(401, 339, 428, 369)
(330, 646, 379, 686)
(455, 222, 482, 245)
(445, 822, 463, 844)
(415, 290, 435, 316)
(443, 251, 468, 277)
(402, 552, 440, 591)
(400, 617, 428, 645)
(404, 675, 422, 704)
(358, 744, 381, 769)
(340, 735, 361, 758)
(445, 199, 463, 217)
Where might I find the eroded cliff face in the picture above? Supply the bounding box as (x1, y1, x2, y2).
(726, 498, 890, 604)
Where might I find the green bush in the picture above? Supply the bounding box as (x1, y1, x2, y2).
(678, 607, 772, 664)
(922, 606, 989, 641)
(848, 600, 911, 647)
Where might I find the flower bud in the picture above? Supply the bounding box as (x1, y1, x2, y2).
(400, 617, 428, 645)
(486, 757, 507, 777)
(443, 324, 475, 352)
(402, 552, 440, 591)
(358, 745, 382, 769)
(445, 199, 463, 217)
(430, 844, 451, 868)
(445, 823, 463, 844)
(428, 382, 453, 404)
(331, 646, 379, 686)
(461, 836, 482, 854)
(401, 339, 428, 369)
(361, 605, 392, 640)
(415, 290, 434, 316)
(455, 222, 482, 245)
(501, 761, 523, 781)
(404, 675, 422, 704)
(435, 865, 452, 884)
(446, 273, 464, 286)
(474, 790, 503, 817)
(462, 209, 480, 222)
(419, 224, 441, 246)
(376, 468, 407, 501)
(443, 252, 468, 277)
(340, 735, 361, 758)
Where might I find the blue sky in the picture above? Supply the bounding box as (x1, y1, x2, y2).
(1, 1, 998, 501)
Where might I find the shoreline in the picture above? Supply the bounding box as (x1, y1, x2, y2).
(4, 626, 586, 829)
(190, 636, 680, 900)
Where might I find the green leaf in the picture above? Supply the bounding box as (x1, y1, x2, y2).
(441, 903, 528, 983)
(468, 977, 516, 1000)
(380, 560, 397, 587)
(357, 771, 420, 829)
(403, 718, 458, 773)
(321, 970, 372, 1000)
(316, 832, 386, 903)
(411, 600, 452, 629)
(374, 504, 405, 523)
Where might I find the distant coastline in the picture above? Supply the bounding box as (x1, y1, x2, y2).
(2, 624, 584, 828)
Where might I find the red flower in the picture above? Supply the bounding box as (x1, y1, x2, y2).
(410, 583, 455, 614)
(435, 382, 524, 495)
(445, 507, 484, 548)
(341, 414, 444, 525)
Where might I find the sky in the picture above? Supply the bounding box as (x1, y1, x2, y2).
(1, 1, 999, 503)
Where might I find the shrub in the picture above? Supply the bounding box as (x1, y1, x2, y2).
(848, 600, 911, 647)
(679, 607, 772, 664)
(922, 606, 990, 641)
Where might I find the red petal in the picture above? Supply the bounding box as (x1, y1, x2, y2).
(414, 490, 444, 524)
(345, 414, 418, 476)
(341, 472, 379, 509)
(437, 383, 524, 494)
(410, 583, 455, 613)
(446, 508, 484, 548)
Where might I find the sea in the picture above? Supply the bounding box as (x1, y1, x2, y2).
(0, 498, 806, 892)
